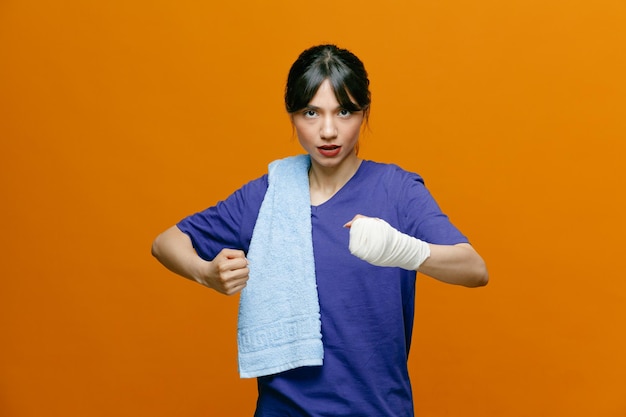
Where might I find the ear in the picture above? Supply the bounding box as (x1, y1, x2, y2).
(360, 107, 371, 135)
(288, 114, 296, 138)
(363, 105, 371, 123)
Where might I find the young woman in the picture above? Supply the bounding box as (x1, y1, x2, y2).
(152, 44, 488, 416)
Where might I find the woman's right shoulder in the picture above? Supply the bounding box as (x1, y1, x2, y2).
(227, 174, 269, 207)
(239, 174, 269, 192)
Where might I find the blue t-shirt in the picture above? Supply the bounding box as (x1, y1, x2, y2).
(177, 160, 468, 417)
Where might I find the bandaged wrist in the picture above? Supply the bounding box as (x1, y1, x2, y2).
(348, 217, 431, 271)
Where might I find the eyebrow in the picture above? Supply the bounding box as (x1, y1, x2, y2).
(302, 105, 344, 111)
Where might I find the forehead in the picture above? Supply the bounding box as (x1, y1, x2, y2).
(308, 79, 340, 107)
(308, 79, 365, 112)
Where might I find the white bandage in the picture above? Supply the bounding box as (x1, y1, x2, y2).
(348, 217, 431, 271)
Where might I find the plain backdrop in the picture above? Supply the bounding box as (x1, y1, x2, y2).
(1, 0, 625, 416)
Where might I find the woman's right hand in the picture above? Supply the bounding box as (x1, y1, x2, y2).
(203, 248, 250, 296)
(152, 226, 249, 296)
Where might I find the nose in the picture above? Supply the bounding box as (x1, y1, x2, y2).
(320, 115, 338, 140)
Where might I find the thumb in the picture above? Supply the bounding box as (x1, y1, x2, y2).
(343, 214, 367, 228)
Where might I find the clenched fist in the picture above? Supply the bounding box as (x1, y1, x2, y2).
(202, 248, 250, 296)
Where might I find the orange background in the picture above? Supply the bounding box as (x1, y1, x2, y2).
(1, 0, 625, 416)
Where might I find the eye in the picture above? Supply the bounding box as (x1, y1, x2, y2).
(338, 109, 351, 118)
(303, 109, 318, 118)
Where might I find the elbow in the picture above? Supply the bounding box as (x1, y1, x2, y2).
(464, 246, 489, 287)
(151, 235, 163, 260)
(468, 271, 489, 288)
(466, 261, 489, 288)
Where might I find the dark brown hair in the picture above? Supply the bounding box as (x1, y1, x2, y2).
(285, 44, 371, 120)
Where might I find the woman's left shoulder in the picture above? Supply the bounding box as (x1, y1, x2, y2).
(361, 160, 425, 184)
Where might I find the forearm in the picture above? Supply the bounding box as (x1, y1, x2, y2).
(418, 243, 489, 287)
(151, 225, 209, 285)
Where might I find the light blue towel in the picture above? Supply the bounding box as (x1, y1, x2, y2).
(237, 154, 323, 378)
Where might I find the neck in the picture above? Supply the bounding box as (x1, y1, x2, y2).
(308, 157, 362, 206)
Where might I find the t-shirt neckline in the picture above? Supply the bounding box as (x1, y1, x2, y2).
(310, 160, 370, 209)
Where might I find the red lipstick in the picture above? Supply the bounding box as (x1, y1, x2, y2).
(318, 145, 341, 157)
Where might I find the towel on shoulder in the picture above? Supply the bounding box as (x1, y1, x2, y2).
(237, 154, 323, 379)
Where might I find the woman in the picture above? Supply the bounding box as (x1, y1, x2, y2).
(152, 44, 488, 416)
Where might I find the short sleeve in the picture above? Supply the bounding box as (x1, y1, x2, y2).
(176, 175, 268, 260)
(395, 168, 469, 245)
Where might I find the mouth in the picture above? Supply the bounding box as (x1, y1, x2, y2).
(318, 145, 341, 157)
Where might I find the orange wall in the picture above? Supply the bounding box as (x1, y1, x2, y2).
(1, 1, 625, 416)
